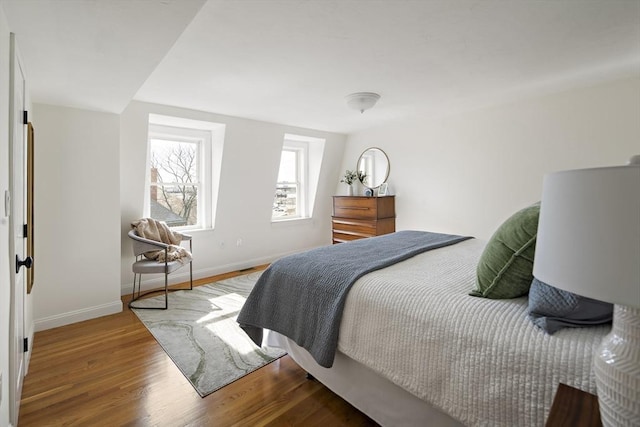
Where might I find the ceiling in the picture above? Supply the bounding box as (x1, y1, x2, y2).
(4, 0, 639, 134)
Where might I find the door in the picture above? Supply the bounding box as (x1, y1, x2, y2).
(8, 32, 29, 425)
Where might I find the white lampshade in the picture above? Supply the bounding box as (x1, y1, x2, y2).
(533, 164, 640, 307)
(533, 160, 640, 427)
(345, 92, 381, 113)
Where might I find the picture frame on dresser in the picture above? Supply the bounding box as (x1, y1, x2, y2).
(378, 182, 388, 196)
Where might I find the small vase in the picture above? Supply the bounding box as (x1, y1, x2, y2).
(346, 184, 353, 196)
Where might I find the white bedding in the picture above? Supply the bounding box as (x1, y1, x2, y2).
(336, 238, 609, 426)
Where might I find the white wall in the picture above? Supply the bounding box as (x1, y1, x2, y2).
(342, 76, 640, 241)
(120, 101, 346, 292)
(0, 2, 12, 424)
(32, 103, 122, 331)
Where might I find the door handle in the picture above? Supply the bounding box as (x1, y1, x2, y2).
(16, 255, 33, 273)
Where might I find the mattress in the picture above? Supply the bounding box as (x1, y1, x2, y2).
(329, 238, 609, 426)
(271, 331, 465, 427)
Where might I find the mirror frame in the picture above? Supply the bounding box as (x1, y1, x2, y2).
(357, 147, 390, 190)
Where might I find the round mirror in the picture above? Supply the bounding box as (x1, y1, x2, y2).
(357, 147, 390, 189)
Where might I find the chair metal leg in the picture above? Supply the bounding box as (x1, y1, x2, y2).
(131, 273, 137, 300)
(129, 269, 170, 310)
(131, 272, 144, 301)
(164, 271, 168, 309)
(188, 239, 193, 290)
(135, 273, 140, 299)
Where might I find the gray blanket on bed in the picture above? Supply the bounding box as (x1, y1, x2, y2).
(237, 230, 472, 367)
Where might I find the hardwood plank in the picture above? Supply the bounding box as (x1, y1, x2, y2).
(19, 267, 378, 426)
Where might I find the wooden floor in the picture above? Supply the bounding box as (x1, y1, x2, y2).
(18, 267, 378, 426)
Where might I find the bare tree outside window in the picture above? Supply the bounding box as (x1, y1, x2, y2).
(150, 139, 199, 226)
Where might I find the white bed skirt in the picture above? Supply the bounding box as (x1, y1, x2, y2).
(269, 331, 464, 427)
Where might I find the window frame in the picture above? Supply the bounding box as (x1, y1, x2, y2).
(272, 139, 309, 221)
(147, 123, 212, 231)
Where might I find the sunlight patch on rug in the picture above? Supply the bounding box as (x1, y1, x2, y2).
(131, 271, 286, 397)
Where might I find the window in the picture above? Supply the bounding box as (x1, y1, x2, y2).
(146, 115, 225, 230)
(271, 134, 326, 222)
(148, 126, 207, 228)
(273, 140, 308, 220)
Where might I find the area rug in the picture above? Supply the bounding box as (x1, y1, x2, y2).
(131, 271, 286, 397)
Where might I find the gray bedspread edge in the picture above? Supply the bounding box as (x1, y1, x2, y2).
(237, 230, 472, 367)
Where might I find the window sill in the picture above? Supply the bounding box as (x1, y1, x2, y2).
(271, 217, 313, 227)
(178, 226, 214, 235)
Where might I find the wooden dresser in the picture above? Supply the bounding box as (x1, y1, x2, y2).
(332, 196, 395, 244)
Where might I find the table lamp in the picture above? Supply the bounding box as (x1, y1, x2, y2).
(533, 156, 640, 427)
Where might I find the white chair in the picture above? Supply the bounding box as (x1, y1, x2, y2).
(128, 229, 193, 309)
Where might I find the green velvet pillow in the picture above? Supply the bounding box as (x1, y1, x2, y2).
(470, 202, 540, 299)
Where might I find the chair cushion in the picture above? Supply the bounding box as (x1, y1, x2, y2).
(132, 258, 190, 275)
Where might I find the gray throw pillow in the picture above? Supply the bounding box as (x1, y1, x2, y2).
(528, 277, 613, 334)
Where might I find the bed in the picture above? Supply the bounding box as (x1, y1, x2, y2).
(238, 231, 609, 426)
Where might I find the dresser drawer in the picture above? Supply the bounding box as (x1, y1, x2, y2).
(332, 218, 377, 237)
(332, 232, 366, 243)
(333, 197, 378, 220)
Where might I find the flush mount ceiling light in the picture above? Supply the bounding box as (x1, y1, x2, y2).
(345, 92, 381, 113)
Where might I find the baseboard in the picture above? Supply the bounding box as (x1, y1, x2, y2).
(194, 253, 280, 281)
(34, 300, 123, 332)
(120, 248, 315, 295)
